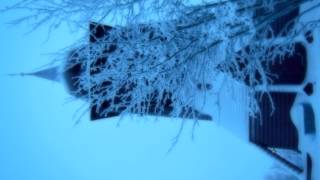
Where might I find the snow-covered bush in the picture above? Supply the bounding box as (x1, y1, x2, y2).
(3, 0, 320, 119)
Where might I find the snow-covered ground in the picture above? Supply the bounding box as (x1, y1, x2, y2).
(0, 72, 277, 180)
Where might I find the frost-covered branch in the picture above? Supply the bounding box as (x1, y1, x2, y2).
(3, 0, 320, 119)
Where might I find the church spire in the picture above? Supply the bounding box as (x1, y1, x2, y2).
(8, 66, 60, 82)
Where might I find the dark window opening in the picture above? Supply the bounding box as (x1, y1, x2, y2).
(197, 83, 213, 91)
(304, 30, 314, 44)
(249, 92, 299, 149)
(303, 83, 314, 96)
(303, 103, 316, 134)
(307, 154, 313, 180)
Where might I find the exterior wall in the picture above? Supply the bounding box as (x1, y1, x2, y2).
(291, 1, 320, 179)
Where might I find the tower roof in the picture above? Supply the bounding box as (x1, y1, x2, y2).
(9, 66, 60, 82)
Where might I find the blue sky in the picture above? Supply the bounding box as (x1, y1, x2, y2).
(0, 1, 275, 179)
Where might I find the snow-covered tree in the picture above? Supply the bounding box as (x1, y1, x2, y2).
(3, 0, 320, 119)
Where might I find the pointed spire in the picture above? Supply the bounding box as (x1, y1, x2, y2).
(8, 66, 60, 82)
